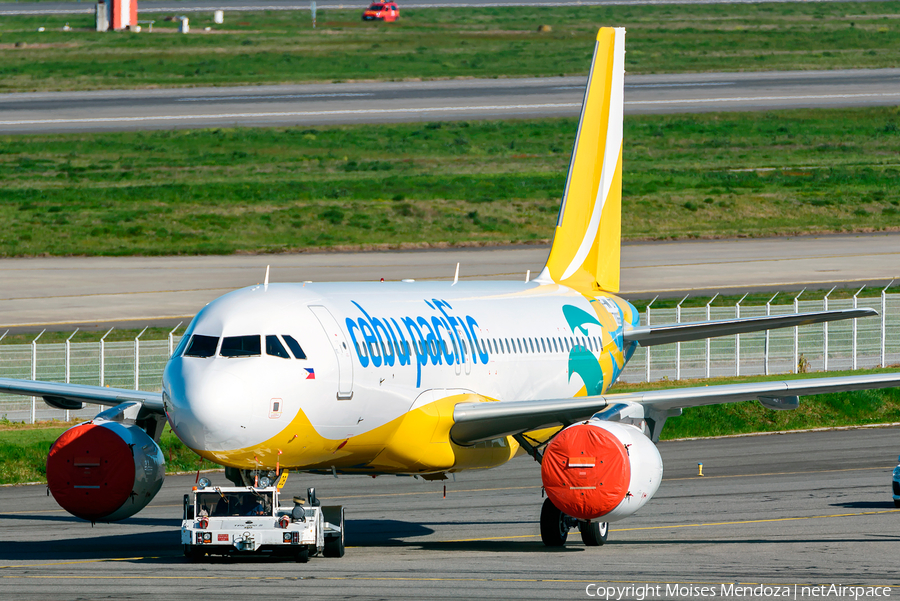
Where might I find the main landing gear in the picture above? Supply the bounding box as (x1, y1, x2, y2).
(515, 434, 611, 548)
(539, 498, 609, 547)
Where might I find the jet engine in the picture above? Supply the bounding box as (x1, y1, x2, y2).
(541, 420, 662, 522)
(46, 420, 166, 522)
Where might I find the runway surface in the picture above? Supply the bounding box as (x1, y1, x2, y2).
(0, 426, 896, 599)
(1, 233, 898, 330)
(3, 69, 899, 134)
(0, 0, 887, 16)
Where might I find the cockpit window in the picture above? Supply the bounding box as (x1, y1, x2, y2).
(220, 335, 261, 357)
(282, 335, 307, 360)
(266, 335, 291, 359)
(184, 335, 218, 358)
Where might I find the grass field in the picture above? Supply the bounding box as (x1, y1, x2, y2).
(0, 2, 898, 92)
(0, 421, 218, 485)
(611, 367, 900, 439)
(2, 368, 898, 484)
(0, 106, 898, 256)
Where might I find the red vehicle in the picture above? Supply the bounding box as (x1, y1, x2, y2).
(362, 2, 399, 21)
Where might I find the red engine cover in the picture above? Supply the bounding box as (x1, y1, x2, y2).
(46, 423, 136, 521)
(541, 423, 630, 520)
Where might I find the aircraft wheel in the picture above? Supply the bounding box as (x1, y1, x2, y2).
(540, 498, 568, 547)
(579, 521, 608, 546)
(324, 507, 345, 558)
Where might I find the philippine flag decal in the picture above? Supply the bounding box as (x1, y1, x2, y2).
(304, 368, 316, 380)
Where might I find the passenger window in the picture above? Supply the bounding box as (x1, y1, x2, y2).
(266, 335, 290, 359)
(282, 335, 307, 359)
(185, 335, 218, 358)
(220, 335, 261, 357)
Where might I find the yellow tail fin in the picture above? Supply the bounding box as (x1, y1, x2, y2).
(540, 27, 625, 292)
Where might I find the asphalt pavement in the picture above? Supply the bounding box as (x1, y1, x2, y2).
(1, 233, 898, 330)
(0, 426, 896, 599)
(2, 69, 899, 134)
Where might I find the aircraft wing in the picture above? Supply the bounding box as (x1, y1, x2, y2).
(0, 377, 164, 413)
(450, 372, 900, 445)
(623, 308, 877, 347)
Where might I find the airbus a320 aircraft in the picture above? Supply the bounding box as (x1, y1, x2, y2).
(3, 27, 899, 548)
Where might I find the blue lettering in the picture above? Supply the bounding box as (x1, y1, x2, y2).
(358, 317, 381, 368)
(465, 315, 489, 364)
(432, 316, 456, 365)
(417, 317, 442, 366)
(434, 299, 465, 363)
(352, 301, 394, 367)
(402, 316, 428, 387)
(387, 318, 410, 366)
(348, 299, 487, 387)
(345, 318, 369, 368)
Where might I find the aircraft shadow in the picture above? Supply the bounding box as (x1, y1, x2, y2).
(0, 513, 179, 527)
(0, 531, 175, 562)
(829, 501, 898, 509)
(345, 519, 434, 545)
(345, 519, 581, 553)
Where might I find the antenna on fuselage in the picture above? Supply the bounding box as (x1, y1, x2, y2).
(452, 262, 459, 286)
(264, 265, 270, 290)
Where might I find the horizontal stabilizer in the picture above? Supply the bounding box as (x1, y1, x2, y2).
(450, 371, 900, 445)
(623, 308, 877, 347)
(0, 378, 164, 413)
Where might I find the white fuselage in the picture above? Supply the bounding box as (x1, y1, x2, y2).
(162, 280, 638, 473)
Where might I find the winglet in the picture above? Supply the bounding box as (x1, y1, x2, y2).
(542, 27, 625, 292)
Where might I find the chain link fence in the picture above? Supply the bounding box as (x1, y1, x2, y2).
(0, 334, 181, 422)
(2, 292, 899, 422)
(621, 291, 900, 383)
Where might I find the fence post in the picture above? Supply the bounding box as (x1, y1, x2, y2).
(883, 281, 893, 368)
(705, 294, 718, 379)
(852, 286, 864, 370)
(30, 329, 45, 424)
(65, 328, 79, 422)
(735, 293, 748, 377)
(134, 327, 148, 391)
(823, 286, 835, 372)
(99, 328, 113, 410)
(675, 295, 688, 380)
(168, 321, 184, 358)
(645, 296, 657, 382)
(793, 288, 805, 374)
(765, 293, 777, 376)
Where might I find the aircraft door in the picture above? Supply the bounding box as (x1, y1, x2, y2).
(309, 305, 354, 400)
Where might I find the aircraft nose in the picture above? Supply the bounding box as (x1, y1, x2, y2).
(164, 360, 251, 452)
